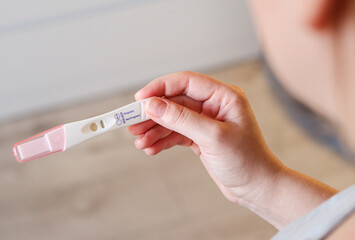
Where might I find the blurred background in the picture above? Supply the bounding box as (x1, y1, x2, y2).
(0, 0, 258, 121)
(0, 0, 354, 239)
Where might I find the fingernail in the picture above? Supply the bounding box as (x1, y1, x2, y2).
(146, 98, 167, 118)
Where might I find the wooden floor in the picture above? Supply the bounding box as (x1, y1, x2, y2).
(1, 61, 354, 240)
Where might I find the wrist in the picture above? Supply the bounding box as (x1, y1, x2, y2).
(225, 151, 286, 205)
(228, 159, 338, 229)
(226, 160, 289, 229)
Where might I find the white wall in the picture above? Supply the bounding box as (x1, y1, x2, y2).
(0, 0, 259, 122)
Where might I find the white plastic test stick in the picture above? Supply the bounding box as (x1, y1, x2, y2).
(13, 98, 151, 163)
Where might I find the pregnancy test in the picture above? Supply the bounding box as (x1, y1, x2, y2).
(13, 98, 150, 163)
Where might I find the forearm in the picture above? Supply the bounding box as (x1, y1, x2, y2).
(237, 164, 338, 230)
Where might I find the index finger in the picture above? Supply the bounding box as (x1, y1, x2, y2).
(135, 71, 225, 102)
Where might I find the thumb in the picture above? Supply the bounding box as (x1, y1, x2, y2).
(144, 97, 219, 145)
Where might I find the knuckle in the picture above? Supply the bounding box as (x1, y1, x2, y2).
(228, 85, 248, 107)
(230, 84, 246, 96)
(181, 71, 193, 81)
(209, 123, 228, 142)
(182, 70, 193, 75)
(230, 84, 242, 92)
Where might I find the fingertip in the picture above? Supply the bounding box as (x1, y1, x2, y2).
(144, 148, 157, 156)
(134, 135, 145, 149)
(134, 90, 143, 101)
(128, 120, 156, 135)
(134, 140, 142, 150)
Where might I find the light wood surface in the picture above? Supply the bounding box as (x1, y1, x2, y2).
(1, 61, 354, 239)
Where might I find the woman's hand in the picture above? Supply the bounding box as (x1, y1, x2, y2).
(129, 71, 338, 229)
(129, 71, 284, 204)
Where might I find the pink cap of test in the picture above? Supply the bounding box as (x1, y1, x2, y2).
(13, 125, 66, 163)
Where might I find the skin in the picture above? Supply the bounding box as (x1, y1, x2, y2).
(248, 0, 355, 236)
(129, 71, 337, 229)
(129, 0, 355, 237)
(326, 213, 355, 240)
(248, 0, 355, 150)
